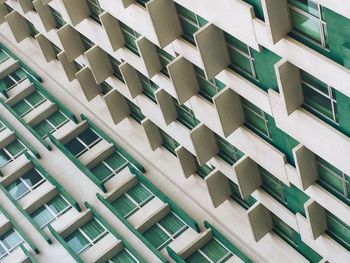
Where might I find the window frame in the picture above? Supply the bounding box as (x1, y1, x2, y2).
(12, 91, 48, 117)
(0, 140, 27, 168)
(0, 229, 24, 260)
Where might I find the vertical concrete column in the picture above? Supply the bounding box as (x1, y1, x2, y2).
(234, 156, 261, 199)
(136, 37, 162, 78)
(57, 25, 85, 62)
(119, 62, 143, 98)
(35, 34, 57, 62)
(304, 199, 327, 240)
(155, 89, 177, 125)
(100, 12, 125, 52)
(190, 124, 219, 165)
(261, 0, 291, 44)
(18, 0, 34, 13)
(175, 146, 197, 178)
(84, 45, 114, 84)
(274, 59, 303, 115)
(194, 23, 230, 80)
(213, 87, 245, 137)
(147, 0, 182, 48)
(57, 51, 78, 82)
(167, 56, 199, 104)
(247, 203, 273, 242)
(205, 169, 232, 208)
(33, 0, 56, 31)
(61, 0, 90, 26)
(104, 89, 131, 125)
(141, 119, 163, 151)
(293, 144, 319, 190)
(5, 11, 31, 43)
(75, 67, 100, 101)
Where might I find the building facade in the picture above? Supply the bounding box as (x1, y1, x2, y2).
(0, 0, 349, 262)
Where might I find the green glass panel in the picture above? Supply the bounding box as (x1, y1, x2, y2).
(186, 251, 210, 263)
(272, 214, 297, 246)
(47, 195, 69, 215)
(6, 140, 25, 157)
(200, 239, 231, 262)
(120, 23, 140, 55)
(243, 104, 269, 137)
(65, 138, 86, 157)
(26, 91, 46, 106)
(159, 213, 185, 235)
(91, 163, 111, 182)
(65, 231, 89, 254)
(31, 206, 55, 228)
(1, 229, 22, 250)
(326, 212, 350, 250)
(175, 101, 200, 130)
(128, 100, 145, 123)
(87, 0, 103, 24)
(216, 136, 243, 165)
(127, 184, 152, 204)
(111, 195, 137, 218)
(34, 120, 53, 138)
(104, 152, 127, 171)
(230, 182, 257, 210)
(81, 219, 105, 240)
(47, 111, 68, 127)
(12, 100, 31, 116)
(110, 249, 138, 263)
(143, 224, 169, 249)
(0, 149, 10, 167)
(159, 130, 179, 156)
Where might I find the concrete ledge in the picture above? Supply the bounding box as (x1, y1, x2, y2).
(141, 118, 163, 151)
(205, 169, 231, 208)
(247, 202, 273, 242)
(155, 89, 177, 125)
(104, 89, 131, 124)
(5, 11, 31, 43)
(175, 146, 196, 178)
(133, 203, 170, 233)
(61, 0, 89, 26)
(76, 67, 100, 101)
(33, 0, 55, 31)
(57, 25, 85, 62)
(35, 34, 57, 62)
(304, 199, 327, 240)
(136, 37, 161, 78)
(100, 12, 125, 51)
(85, 45, 113, 84)
(0, 56, 19, 79)
(119, 62, 143, 98)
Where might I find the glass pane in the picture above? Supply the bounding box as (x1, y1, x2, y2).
(34, 120, 53, 138)
(12, 100, 31, 116)
(31, 206, 54, 228)
(104, 152, 127, 171)
(326, 212, 350, 250)
(201, 239, 230, 262)
(1, 230, 22, 250)
(81, 219, 105, 240)
(318, 162, 345, 196)
(47, 195, 69, 215)
(187, 251, 211, 263)
(0, 149, 10, 167)
(91, 163, 112, 182)
(143, 224, 169, 249)
(228, 47, 253, 76)
(65, 138, 85, 156)
(78, 129, 100, 146)
(7, 179, 29, 200)
(159, 213, 185, 235)
(26, 91, 46, 106)
(47, 111, 68, 127)
(0, 244, 7, 258)
(65, 231, 89, 254)
(128, 184, 152, 204)
(110, 249, 138, 263)
(22, 169, 44, 188)
(111, 195, 137, 218)
(6, 140, 25, 157)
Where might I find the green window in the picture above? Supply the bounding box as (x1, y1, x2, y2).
(127, 100, 145, 124)
(111, 183, 155, 218)
(12, 91, 47, 117)
(136, 0, 149, 8)
(109, 56, 125, 83)
(33, 111, 69, 138)
(0, 49, 10, 64)
(187, 238, 233, 263)
(176, 4, 207, 45)
(0, 229, 24, 260)
(243, 0, 264, 21)
(143, 212, 188, 250)
(159, 130, 179, 156)
(316, 157, 350, 205)
(65, 218, 108, 254)
(216, 135, 243, 165)
(140, 73, 159, 103)
(195, 159, 215, 179)
(194, 66, 225, 102)
(80, 33, 94, 51)
(87, 0, 103, 24)
(6, 168, 45, 200)
(31, 195, 71, 228)
(64, 128, 102, 157)
(0, 68, 27, 92)
(230, 182, 257, 210)
(91, 152, 128, 182)
(301, 71, 338, 124)
(0, 120, 6, 132)
(326, 211, 350, 250)
(288, 0, 328, 49)
(100, 81, 113, 95)
(174, 100, 200, 130)
(0, 139, 26, 168)
(120, 22, 141, 56)
(242, 99, 270, 139)
(157, 47, 174, 77)
(108, 249, 139, 263)
(28, 21, 39, 38)
(225, 33, 257, 80)
(51, 7, 66, 28)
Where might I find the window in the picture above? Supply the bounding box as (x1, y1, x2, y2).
(261, 168, 287, 205)
(33, 111, 69, 138)
(120, 22, 141, 56)
(80, 33, 94, 51)
(159, 130, 179, 156)
(230, 182, 257, 210)
(174, 100, 200, 130)
(12, 91, 47, 117)
(140, 73, 159, 103)
(176, 4, 207, 45)
(316, 157, 350, 205)
(111, 183, 155, 218)
(107, 249, 139, 263)
(6, 168, 45, 200)
(288, 0, 328, 49)
(326, 211, 350, 250)
(242, 99, 270, 139)
(225, 33, 257, 80)
(64, 128, 102, 157)
(91, 152, 128, 182)
(0, 120, 6, 133)
(301, 71, 338, 124)
(109, 56, 125, 83)
(27, 21, 39, 38)
(65, 218, 108, 254)
(186, 238, 233, 263)
(216, 135, 243, 165)
(87, 0, 103, 24)
(143, 212, 188, 250)
(0, 68, 27, 92)
(51, 8, 66, 29)
(157, 47, 174, 77)
(0, 139, 27, 168)
(127, 101, 145, 124)
(195, 159, 215, 179)
(0, 49, 10, 64)
(31, 195, 71, 228)
(135, 0, 149, 8)
(194, 66, 225, 102)
(100, 82, 113, 95)
(0, 229, 23, 260)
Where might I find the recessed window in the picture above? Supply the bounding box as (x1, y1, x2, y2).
(0, 68, 27, 92)
(0, 229, 23, 260)
(12, 91, 47, 117)
(51, 8, 66, 29)
(107, 249, 140, 263)
(326, 211, 350, 250)
(91, 152, 128, 182)
(87, 0, 103, 25)
(140, 73, 159, 103)
(216, 135, 243, 165)
(230, 181, 256, 210)
(157, 47, 175, 77)
(0, 49, 10, 64)
(33, 111, 69, 138)
(64, 128, 102, 157)
(0, 139, 26, 168)
(120, 23, 141, 56)
(174, 100, 200, 130)
(159, 130, 179, 156)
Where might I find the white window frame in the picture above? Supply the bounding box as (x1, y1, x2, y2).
(0, 140, 27, 168)
(72, 129, 102, 158)
(194, 237, 233, 263)
(0, 229, 24, 260)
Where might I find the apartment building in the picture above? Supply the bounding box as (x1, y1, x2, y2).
(0, 0, 349, 262)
